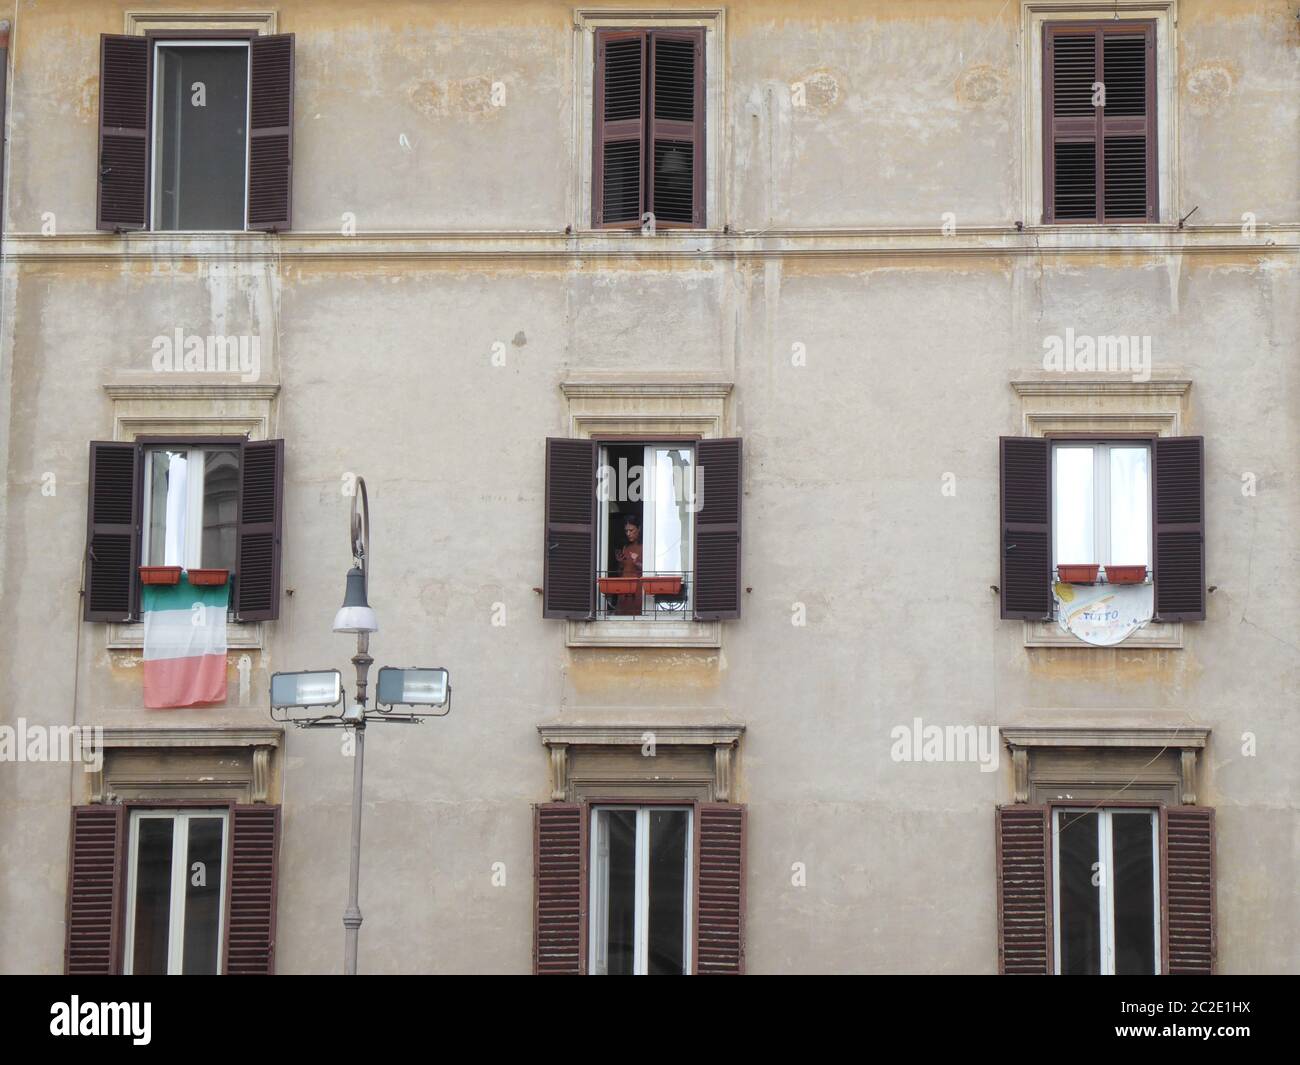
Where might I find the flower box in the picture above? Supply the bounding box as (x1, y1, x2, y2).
(139, 566, 182, 586)
(598, 577, 640, 596)
(641, 576, 683, 596)
(187, 568, 229, 587)
(1104, 565, 1147, 584)
(1056, 564, 1100, 584)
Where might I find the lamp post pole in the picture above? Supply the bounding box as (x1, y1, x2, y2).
(343, 631, 372, 975)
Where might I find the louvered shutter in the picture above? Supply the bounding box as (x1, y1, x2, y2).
(1153, 436, 1205, 621)
(1162, 806, 1215, 974)
(694, 437, 742, 620)
(247, 34, 294, 231)
(999, 437, 1052, 620)
(593, 30, 646, 228)
(234, 439, 284, 621)
(533, 803, 585, 974)
(694, 802, 745, 975)
(96, 35, 149, 231)
(84, 441, 140, 622)
(222, 804, 281, 974)
(996, 805, 1052, 975)
(1044, 22, 1156, 223)
(648, 29, 705, 227)
(543, 438, 597, 620)
(65, 805, 126, 974)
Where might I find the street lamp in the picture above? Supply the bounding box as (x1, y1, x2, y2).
(269, 476, 451, 975)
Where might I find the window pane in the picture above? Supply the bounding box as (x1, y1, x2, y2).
(154, 46, 248, 230)
(146, 450, 189, 567)
(593, 809, 636, 975)
(1109, 447, 1151, 567)
(1112, 812, 1157, 975)
(182, 817, 225, 975)
(649, 448, 692, 575)
(1054, 447, 1094, 565)
(1056, 811, 1101, 975)
(131, 818, 174, 975)
(646, 810, 689, 975)
(201, 449, 240, 572)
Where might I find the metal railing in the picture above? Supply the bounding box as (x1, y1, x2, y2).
(593, 570, 691, 620)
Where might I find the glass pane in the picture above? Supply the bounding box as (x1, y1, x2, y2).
(182, 817, 225, 974)
(1112, 812, 1157, 975)
(646, 810, 689, 975)
(201, 449, 240, 572)
(131, 818, 174, 975)
(593, 809, 636, 975)
(153, 46, 248, 230)
(1056, 811, 1101, 975)
(1109, 447, 1151, 567)
(146, 450, 189, 567)
(1054, 447, 1095, 566)
(649, 448, 692, 574)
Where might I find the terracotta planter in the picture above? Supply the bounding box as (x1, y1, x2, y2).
(187, 568, 229, 586)
(641, 576, 683, 596)
(139, 566, 182, 586)
(1056, 564, 1100, 584)
(598, 577, 640, 596)
(1104, 565, 1147, 584)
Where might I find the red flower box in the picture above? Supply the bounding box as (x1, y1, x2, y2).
(187, 568, 229, 586)
(641, 576, 683, 596)
(1104, 565, 1147, 584)
(1057, 564, 1100, 584)
(598, 577, 640, 596)
(139, 566, 182, 586)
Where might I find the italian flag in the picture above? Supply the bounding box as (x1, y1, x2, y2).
(142, 575, 229, 709)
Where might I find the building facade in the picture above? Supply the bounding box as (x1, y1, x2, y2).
(0, 0, 1296, 974)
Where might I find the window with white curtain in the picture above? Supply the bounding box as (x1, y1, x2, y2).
(1052, 442, 1151, 570)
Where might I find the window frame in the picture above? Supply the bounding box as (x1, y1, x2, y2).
(139, 441, 241, 572)
(1050, 803, 1161, 976)
(1050, 437, 1153, 575)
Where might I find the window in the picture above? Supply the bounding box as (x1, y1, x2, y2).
(592, 28, 705, 228)
(1052, 441, 1150, 578)
(97, 32, 294, 232)
(1052, 808, 1159, 975)
(589, 806, 692, 975)
(1043, 21, 1156, 223)
(124, 809, 228, 975)
(83, 437, 284, 622)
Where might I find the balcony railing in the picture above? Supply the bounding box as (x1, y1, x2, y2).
(594, 570, 690, 620)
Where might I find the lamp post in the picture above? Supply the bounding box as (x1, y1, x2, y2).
(269, 477, 451, 975)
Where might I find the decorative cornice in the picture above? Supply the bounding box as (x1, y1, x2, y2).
(1001, 726, 1209, 749)
(104, 382, 281, 401)
(561, 378, 733, 400)
(98, 726, 283, 749)
(539, 724, 744, 747)
(1011, 378, 1192, 397)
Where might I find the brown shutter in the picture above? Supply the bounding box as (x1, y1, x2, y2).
(84, 440, 140, 622)
(65, 805, 126, 974)
(533, 802, 585, 975)
(1162, 806, 1215, 975)
(222, 804, 281, 975)
(96, 34, 149, 231)
(996, 805, 1052, 975)
(543, 438, 597, 620)
(694, 802, 745, 975)
(1044, 22, 1156, 224)
(694, 437, 742, 620)
(247, 34, 294, 232)
(593, 30, 646, 228)
(648, 29, 705, 228)
(234, 439, 284, 621)
(1153, 436, 1205, 621)
(999, 437, 1052, 620)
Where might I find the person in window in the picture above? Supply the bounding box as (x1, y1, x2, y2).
(614, 514, 643, 616)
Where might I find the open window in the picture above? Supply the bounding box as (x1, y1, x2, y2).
(1052, 441, 1151, 584)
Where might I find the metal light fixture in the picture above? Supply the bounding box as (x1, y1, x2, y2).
(376, 666, 451, 715)
(332, 564, 378, 634)
(270, 669, 343, 709)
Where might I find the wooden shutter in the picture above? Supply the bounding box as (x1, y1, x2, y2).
(1162, 806, 1215, 974)
(222, 804, 281, 974)
(593, 30, 646, 228)
(999, 437, 1052, 620)
(65, 805, 126, 974)
(1043, 21, 1156, 223)
(694, 802, 745, 974)
(1153, 436, 1205, 621)
(533, 802, 585, 974)
(84, 440, 140, 622)
(694, 437, 742, 620)
(996, 805, 1052, 975)
(96, 35, 149, 231)
(648, 29, 705, 227)
(234, 439, 284, 621)
(543, 438, 597, 620)
(247, 34, 294, 231)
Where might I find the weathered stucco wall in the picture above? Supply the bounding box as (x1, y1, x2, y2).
(0, 0, 1296, 974)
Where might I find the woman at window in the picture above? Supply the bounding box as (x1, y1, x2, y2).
(614, 514, 643, 616)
